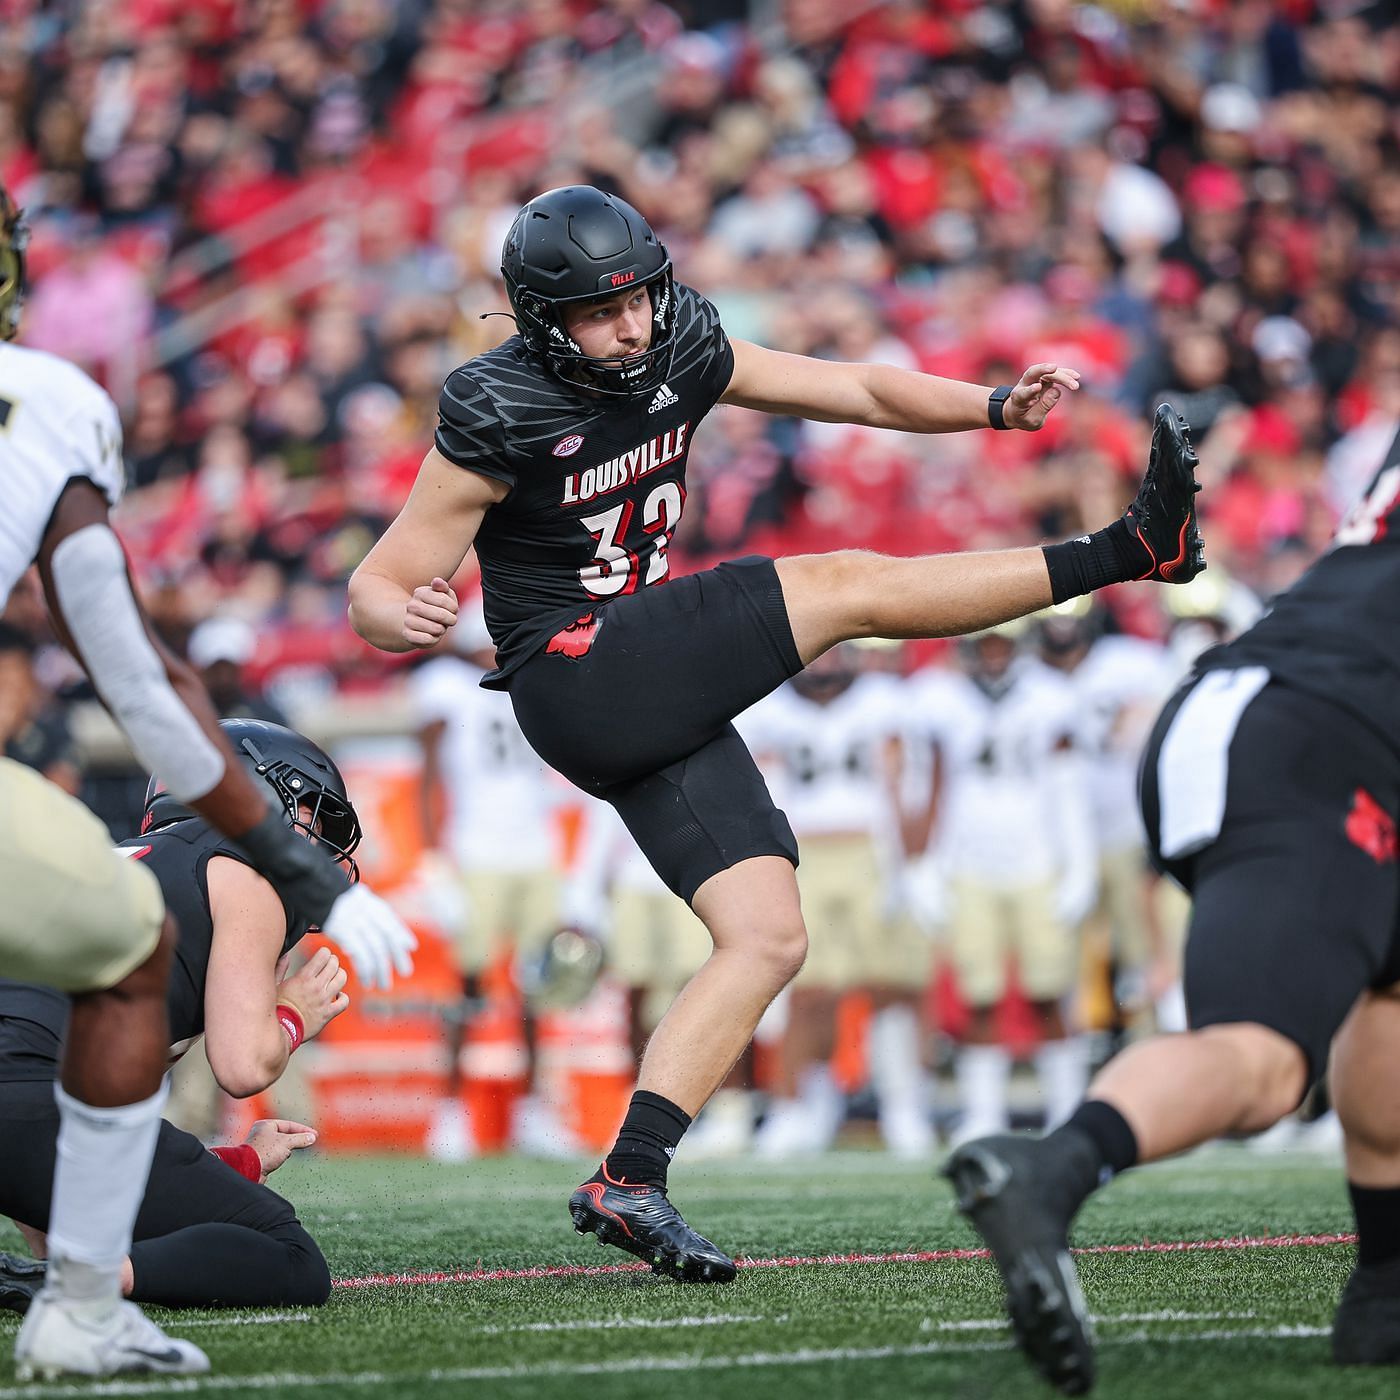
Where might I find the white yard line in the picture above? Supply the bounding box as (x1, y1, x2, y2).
(474, 1311, 769, 1335)
(0, 1322, 1332, 1397)
(173, 1313, 312, 1329)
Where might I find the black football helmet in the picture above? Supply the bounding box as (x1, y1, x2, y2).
(142, 719, 362, 879)
(500, 185, 675, 398)
(0, 183, 29, 342)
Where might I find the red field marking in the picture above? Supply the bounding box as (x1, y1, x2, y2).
(333, 1232, 1357, 1290)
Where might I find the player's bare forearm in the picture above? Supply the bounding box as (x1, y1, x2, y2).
(723, 341, 1079, 433)
(219, 1024, 291, 1100)
(347, 566, 421, 653)
(349, 446, 501, 653)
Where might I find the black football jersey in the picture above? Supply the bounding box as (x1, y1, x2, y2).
(0, 820, 305, 1079)
(1198, 426, 1400, 752)
(434, 283, 734, 685)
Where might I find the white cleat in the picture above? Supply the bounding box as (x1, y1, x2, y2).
(878, 1102, 936, 1161)
(513, 1094, 583, 1160)
(424, 1096, 477, 1163)
(681, 1092, 755, 1162)
(15, 1291, 210, 1380)
(754, 1099, 837, 1160)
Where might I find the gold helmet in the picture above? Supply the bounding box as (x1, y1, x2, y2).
(0, 184, 28, 342)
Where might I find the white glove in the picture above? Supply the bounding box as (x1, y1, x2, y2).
(320, 884, 418, 990)
(559, 878, 607, 938)
(415, 850, 470, 939)
(1054, 871, 1098, 929)
(904, 853, 950, 931)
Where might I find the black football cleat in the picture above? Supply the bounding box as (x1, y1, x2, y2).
(943, 1135, 1096, 1395)
(1333, 1258, 1400, 1365)
(569, 1167, 736, 1284)
(1126, 405, 1207, 584)
(0, 1252, 46, 1315)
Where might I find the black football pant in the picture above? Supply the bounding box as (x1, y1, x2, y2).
(0, 1078, 330, 1308)
(1140, 675, 1400, 1083)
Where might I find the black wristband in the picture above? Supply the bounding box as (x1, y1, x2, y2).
(988, 384, 1013, 430)
(232, 808, 349, 928)
(1041, 517, 1153, 603)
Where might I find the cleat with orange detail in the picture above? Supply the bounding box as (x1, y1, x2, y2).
(568, 1166, 736, 1283)
(1126, 405, 1207, 585)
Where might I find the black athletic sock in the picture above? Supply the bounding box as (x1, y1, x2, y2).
(602, 1090, 692, 1189)
(1042, 518, 1153, 603)
(1349, 1183, 1400, 1271)
(1040, 1100, 1140, 1217)
(129, 1220, 331, 1308)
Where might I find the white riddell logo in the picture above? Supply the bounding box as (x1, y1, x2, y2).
(648, 382, 679, 413)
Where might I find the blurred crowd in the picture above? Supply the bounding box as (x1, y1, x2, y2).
(1, 0, 1394, 1155)
(0, 0, 1395, 730)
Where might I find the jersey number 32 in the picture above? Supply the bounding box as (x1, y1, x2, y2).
(578, 481, 684, 599)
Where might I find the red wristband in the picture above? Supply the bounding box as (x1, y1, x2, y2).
(210, 1143, 262, 1182)
(276, 1003, 305, 1052)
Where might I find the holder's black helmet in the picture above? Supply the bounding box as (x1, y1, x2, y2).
(142, 719, 362, 880)
(501, 185, 675, 398)
(0, 184, 29, 342)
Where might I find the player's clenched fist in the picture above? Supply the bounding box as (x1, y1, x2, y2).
(404, 576, 458, 648)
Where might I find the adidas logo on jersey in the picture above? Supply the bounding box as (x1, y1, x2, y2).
(648, 382, 679, 414)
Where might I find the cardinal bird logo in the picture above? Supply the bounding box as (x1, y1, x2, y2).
(1346, 788, 1398, 865)
(545, 614, 600, 659)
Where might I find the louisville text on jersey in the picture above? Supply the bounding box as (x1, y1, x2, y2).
(561, 422, 690, 506)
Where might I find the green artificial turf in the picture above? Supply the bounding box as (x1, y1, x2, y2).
(0, 1146, 1388, 1399)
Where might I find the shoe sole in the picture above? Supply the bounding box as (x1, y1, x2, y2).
(0, 1284, 35, 1316)
(568, 1199, 736, 1284)
(943, 1147, 1096, 1396)
(16, 1358, 208, 1381)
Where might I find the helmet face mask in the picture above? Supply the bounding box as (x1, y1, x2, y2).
(142, 720, 362, 881)
(237, 730, 362, 881)
(501, 186, 676, 399)
(0, 185, 29, 343)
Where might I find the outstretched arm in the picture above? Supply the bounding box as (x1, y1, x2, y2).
(349, 447, 507, 653)
(721, 341, 1079, 434)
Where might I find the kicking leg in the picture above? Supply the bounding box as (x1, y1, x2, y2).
(776, 405, 1204, 664)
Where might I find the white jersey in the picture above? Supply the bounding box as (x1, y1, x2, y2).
(910, 659, 1084, 885)
(1061, 636, 1175, 852)
(410, 655, 557, 871)
(0, 343, 124, 609)
(737, 673, 901, 838)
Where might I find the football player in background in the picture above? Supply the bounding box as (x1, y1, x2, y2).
(948, 429, 1400, 1391)
(0, 721, 355, 1314)
(910, 622, 1097, 1145)
(741, 645, 932, 1159)
(565, 797, 712, 1072)
(348, 184, 1204, 1282)
(0, 186, 413, 1377)
(1035, 601, 1176, 1039)
(412, 597, 577, 1157)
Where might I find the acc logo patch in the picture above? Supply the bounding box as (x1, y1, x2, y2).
(553, 435, 585, 458)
